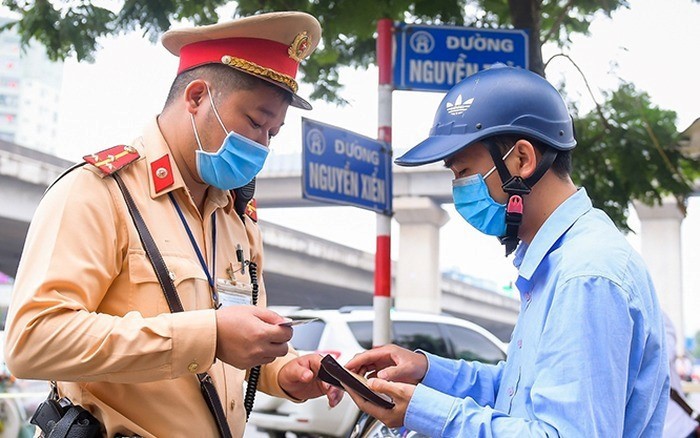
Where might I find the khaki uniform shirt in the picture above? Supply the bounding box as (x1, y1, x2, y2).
(5, 118, 296, 437)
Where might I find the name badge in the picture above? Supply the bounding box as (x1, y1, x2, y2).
(216, 278, 252, 307)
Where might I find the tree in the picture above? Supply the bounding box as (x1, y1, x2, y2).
(572, 82, 698, 229)
(2, 0, 699, 229)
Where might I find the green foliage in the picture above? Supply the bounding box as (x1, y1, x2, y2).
(537, 0, 628, 46)
(116, 0, 223, 42)
(572, 83, 700, 230)
(1, 0, 116, 62)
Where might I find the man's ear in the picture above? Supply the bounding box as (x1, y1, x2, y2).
(513, 139, 538, 179)
(184, 80, 208, 115)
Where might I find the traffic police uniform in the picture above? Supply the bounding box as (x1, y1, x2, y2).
(4, 12, 321, 438)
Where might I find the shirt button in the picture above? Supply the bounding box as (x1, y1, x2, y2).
(507, 387, 514, 396)
(156, 167, 169, 179)
(169, 271, 176, 281)
(188, 362, 199, 373)
(230, 401, 235, 410)
(524, 292, 532, 302)
(517, 339, 523, 349)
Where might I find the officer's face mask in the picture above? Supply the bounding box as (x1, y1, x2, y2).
(190, 84, 269, 190)
(452, 146, 515, 236)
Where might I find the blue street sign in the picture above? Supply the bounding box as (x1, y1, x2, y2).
(393, 23, 528, 92)
(302, 118, 392, 214)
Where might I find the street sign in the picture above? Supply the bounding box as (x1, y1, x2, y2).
(393, 23, 528, 92)
(302, 118, 392, 214)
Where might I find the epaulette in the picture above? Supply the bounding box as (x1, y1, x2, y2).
(245, 199, 258, 222)
(83, 144, 140, 175)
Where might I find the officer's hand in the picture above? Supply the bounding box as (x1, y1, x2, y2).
(215, 306, 292, 369)
(278, 354, 344, 407)
(345, 345, 428, 385)
(344, 378, 414, 429)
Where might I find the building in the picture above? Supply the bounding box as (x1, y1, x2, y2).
(0, 17, 63, 155)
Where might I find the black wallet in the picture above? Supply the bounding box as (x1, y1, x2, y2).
(318, 354, 395, 409)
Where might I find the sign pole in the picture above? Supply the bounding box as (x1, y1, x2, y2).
(373, 18, 393, 347)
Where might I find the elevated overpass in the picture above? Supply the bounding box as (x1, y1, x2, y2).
(0, 139, 72, 277)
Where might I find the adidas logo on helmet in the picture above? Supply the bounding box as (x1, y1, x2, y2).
(445, 94, 474, 116)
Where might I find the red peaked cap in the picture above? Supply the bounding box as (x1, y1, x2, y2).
(161, 12, 321, 110)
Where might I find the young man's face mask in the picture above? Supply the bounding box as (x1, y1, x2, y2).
(451, 146, 515, 236)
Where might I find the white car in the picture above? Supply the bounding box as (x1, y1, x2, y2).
(249, 307, 507, 438)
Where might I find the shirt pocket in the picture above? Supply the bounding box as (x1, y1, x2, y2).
(128, 251, 209, 316)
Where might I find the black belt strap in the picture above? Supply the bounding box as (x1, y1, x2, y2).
(113, 173, 233, 438)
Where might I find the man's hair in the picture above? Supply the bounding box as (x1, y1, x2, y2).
(486, 134, 572, 179)
(163, 64, 293, 110)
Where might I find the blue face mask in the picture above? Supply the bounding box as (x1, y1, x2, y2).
(451, 146, 515, 236)
(191, 85, 269, 190)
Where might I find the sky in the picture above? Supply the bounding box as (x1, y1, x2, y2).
(7, 0, 700, 337)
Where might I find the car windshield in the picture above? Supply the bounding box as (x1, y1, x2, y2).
(347, 320, 505, 363)
(289, 319, 325, 351)
(347, 321, 450, 357)
(346, 321, 372, 350)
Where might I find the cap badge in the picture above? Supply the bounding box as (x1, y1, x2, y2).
(288, 31, 311, 62)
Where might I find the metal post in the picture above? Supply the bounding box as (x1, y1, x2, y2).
(373, 18, 393, 347)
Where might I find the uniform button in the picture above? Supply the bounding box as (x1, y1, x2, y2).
(156, 167, 169, 179)
(188, 362, 199, 373)
(524, 292, 532, 302)
(169, 271, 176, 281)
(517, 339, 522, 349)
(507, 387, 514, 396)
(230, 401, 235, 410)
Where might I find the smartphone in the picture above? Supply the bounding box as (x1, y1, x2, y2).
(318, 354, 395, 409)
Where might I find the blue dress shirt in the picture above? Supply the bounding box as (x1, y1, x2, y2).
(405, 189, 669, 437)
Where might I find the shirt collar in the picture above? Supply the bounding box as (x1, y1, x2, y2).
(515, 188, 593, 281)
(138, 117, 233, 213)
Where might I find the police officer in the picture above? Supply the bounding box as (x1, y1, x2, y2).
(4, 12, 342, 437)
(344, 64, 669, 436)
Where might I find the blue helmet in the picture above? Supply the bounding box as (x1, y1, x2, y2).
(395, 64, 576, 167)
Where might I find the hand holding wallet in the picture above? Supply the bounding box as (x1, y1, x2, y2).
(318, 354, 395, 409)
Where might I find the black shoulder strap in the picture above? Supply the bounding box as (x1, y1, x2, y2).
(43, 162, 86, 196)
(112, 173, 184, 313)
(111, 173, 233, 438)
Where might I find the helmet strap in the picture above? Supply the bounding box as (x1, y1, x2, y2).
(483, 141, 558, 256)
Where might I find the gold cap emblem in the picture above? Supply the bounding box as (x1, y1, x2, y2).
(288, 31, 312, 62)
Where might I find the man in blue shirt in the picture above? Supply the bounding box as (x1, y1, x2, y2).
(344, 65, 669, 437)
